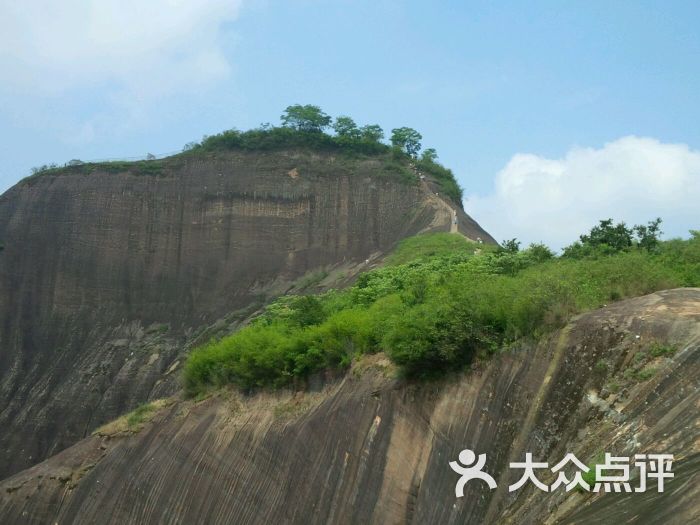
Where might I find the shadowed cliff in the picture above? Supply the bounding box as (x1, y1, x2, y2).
(1, 289, 697, 524)
(0, 149, 494, 479)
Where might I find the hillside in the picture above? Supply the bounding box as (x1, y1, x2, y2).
(1, 128, 698, 524)
(1, 288, 697, 523)
(0, 147, 493, 480)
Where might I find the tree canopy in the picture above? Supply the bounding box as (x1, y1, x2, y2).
(391, 127, 422, 157)
(359, 124, 384, 142)
(563, 218, 664, 257)
(333, 116, 360, 139)
(421, 148, 438, 163)
(281, 104, 332, 132)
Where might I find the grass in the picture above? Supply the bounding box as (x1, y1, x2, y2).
(635, 366, 658, 381)
(182, 231, 700, 396)
(126, 403, 158, 428)
(386, 232, 476, 265)
(94, 399, 170, 435)
(606, 380, 621, 394)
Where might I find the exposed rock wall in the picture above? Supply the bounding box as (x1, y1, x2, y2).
(1, 289, 697, 524)
(0, 150, 494, 479)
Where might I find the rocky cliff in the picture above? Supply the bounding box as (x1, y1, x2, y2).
(1, 289, 697, 524)
(0, 150, 494, 479)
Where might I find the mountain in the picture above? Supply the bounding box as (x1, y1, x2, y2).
(1, 137, 698, 525)
(1, 288, 697, 523)
(0, 147, 493, 480)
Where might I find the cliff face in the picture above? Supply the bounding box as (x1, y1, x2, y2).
(1, 289, 697, 524)
(0, 150, 494, 479)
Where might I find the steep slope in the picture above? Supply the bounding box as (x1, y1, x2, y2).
(0, 149, 494, 479)
(1, 288, 697, 524)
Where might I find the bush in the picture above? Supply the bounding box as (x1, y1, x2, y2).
(183, 231, 700, 396)
(648, 342, 677, 357)
(414, 156, 464, 202)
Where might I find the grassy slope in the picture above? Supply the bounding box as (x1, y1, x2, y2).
(183, 232, 700, 395)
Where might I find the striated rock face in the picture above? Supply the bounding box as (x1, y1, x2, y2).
(0, 150, 495, 479)
(1, 289, 697, 524)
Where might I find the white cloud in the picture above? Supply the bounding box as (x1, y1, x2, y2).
(465, 136, 700, 250)
(0, 0, 241, 96)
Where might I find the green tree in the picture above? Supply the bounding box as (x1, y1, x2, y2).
(391, 127, 422, 157)
(500, 238, 521, 254)
(359, 124, 384, 142)
(333, 116, 360, 139)
(525, 242, 555, 262)
(289, 296, 327, 327)
(634, 218, 663, 252)
(563, 219, 634, 257)
(421, 148, 438, 163)
(281, 104, 332, 132)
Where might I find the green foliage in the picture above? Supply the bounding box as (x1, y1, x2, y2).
(581, 463, 599, 489)
(606, 379, 621, 393)
(634, 218, 663, 251)
(421, 148, 438, 163)
(359, 124, 384, 142)
(183, 231, 700, 396)
(281, 104, 332, 132)
(387, 233, 476, 265)
(22, 106, 462, 202)
(333, 116, 360, 139)
(198, 124, 388, 157)
(414, 155, 464, 203)
(391, 127, 422, 157)
(648, 342, 677, 357)
(499, 238, 521, 254)
(126, 403, 157, 428)
(635, 366, 657, 381)
(526, 242, 555, 262)
(563, 218, 664, 258)
(28, 159, 166, 178)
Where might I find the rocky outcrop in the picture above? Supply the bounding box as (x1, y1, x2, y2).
(0, 150, 495, 479)
(1, 289, 697, 524)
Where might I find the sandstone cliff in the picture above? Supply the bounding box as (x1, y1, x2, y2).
(0, 288, 697, 524)
(0, 150, 494, 479)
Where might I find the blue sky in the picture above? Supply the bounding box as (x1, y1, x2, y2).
(1, 0, 698, 248)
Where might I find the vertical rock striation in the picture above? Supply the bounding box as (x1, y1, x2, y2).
(0, 289, 697, 524)
(0, 150, 494, 478)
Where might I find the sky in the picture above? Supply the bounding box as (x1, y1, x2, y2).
(1, 0, 698, 249)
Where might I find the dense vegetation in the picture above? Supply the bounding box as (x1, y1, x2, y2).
(183, 221, 700, 396)
(26, 104, 464, 202)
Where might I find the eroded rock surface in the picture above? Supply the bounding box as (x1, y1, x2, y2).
(1, 289, 697, 524)
(0, 150, 494, 479)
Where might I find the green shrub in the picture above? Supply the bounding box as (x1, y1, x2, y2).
(636, 366, 657, 381)
(183, 232, 700, 396)
(649, 342, 677, 357)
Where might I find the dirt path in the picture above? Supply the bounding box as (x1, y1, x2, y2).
(412, 163, 462, 236)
